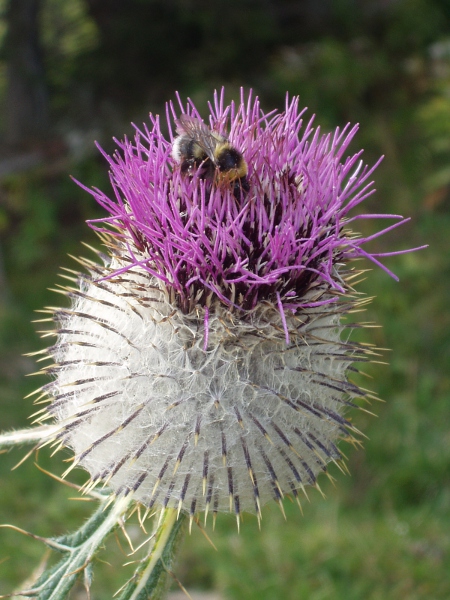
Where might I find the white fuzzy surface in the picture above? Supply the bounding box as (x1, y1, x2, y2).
(47, 264, 359, 515)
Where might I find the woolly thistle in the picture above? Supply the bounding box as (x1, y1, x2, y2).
(33, 89, 420, 523)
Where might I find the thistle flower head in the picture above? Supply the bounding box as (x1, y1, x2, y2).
(36, 89, 418, 521)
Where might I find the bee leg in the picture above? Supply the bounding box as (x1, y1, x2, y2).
(232, 177, 249, 202)
(180, 159, 195, 174)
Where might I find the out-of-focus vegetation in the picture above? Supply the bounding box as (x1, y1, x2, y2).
(0, 0, 449, 598)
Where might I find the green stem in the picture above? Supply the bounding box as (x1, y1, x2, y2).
(117, 508, 187, 600)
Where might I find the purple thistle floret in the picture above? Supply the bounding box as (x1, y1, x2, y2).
(79, 89, 419, 316)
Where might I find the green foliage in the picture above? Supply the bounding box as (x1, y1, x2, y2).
(40, 0, 99, 116)
(0, 491, 184, 600)
(176, 500, 450, 600)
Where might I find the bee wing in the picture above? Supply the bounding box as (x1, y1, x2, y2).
(175, 114, 226, 162)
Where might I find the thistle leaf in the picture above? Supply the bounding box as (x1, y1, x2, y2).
(16, 496, 132, 599)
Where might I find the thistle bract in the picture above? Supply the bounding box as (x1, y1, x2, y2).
(35, 90, 415, 520)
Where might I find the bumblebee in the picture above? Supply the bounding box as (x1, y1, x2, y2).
(172, 114, 249, 198)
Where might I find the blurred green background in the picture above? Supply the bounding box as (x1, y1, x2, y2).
(0, 0, 449, 598)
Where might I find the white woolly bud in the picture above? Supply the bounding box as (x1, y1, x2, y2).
(43, 257, 364, 518)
